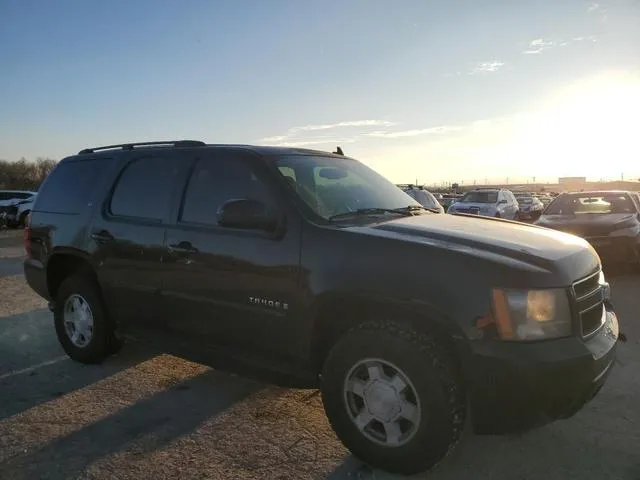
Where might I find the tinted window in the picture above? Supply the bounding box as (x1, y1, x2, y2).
(35, 159, 109, 214)
(180, 156, 274, 227)
(109, 157, 177, 221)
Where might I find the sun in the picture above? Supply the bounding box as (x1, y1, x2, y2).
(525, 71, 640, 179)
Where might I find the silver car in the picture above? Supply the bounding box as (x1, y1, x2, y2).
(398, 185, 445, 213)
(0, 190, 37, 227)
(447, 188, 520, 219)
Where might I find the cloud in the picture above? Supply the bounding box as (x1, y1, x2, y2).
(587, 3, 600, 12)
(468, 61, 505, 75)
(273, 139, 356, 148)
(523, 35, 597, 55)
(522, 38, 555, 54)
(260, 135, 288, 143)
(290, 120, 397, 133)
(364, 125, 463, 138)
(572, 35, 598, 43)
(260, 119, 397, 144)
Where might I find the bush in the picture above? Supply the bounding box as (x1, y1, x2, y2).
(0, 158, 57, 191)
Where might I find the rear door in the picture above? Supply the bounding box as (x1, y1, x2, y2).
(161, 149, 302, 357)
(90, 153, 185, 332)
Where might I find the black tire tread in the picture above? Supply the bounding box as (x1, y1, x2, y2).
(321, 319, 466, 475)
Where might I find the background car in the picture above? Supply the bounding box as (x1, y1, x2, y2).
(534, 194, 553, 207)
(535, 190, 640, 268)
(515, 193, 544, 221)
(447, 188, 519, 219)
(398, 184, 445, 213)
(0, 190, 37, 227)
(439, 194, 456, 212)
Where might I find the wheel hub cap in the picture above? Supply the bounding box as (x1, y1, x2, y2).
(63, 294, 94, 348)
(364, 380, 402, 422)
(343, 358, 421, 447)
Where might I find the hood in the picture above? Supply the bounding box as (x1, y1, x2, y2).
(537, 213, 638, 236)
(346, 213, 598, 280)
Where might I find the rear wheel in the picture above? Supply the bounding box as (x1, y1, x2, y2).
(320, 321, 466, 475)
(494, 212, 501, 218)
(54, 274, 115, 364)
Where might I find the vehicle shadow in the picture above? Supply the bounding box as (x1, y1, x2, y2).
(0, 369, 262, 480)
(326, 418, 640, 480)
(0, 308, 158, 421)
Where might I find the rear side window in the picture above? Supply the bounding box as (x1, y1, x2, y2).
(35, 159, 110, 214)
(109, 156, 177, 221)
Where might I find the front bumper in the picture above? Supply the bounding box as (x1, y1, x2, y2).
(518, 209, 542, 220)
(468, 306, 619, 434)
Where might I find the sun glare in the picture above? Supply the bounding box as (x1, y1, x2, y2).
(525, 71, 640, 178)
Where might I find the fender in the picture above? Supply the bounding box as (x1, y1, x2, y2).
(308, 289, 473, 374)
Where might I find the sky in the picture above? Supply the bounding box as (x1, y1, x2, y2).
(1, 0, 640, 185)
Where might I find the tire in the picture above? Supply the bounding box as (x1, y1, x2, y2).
(320, 320, 466, 475)
(53, 274, 115, 364)
(494, 212, 501, 218)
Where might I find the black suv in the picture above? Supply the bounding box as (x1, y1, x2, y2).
(24, 141, 619, 475)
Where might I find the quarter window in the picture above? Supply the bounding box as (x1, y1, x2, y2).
(35, 159, 110, 214)
(109, 157, 177, 221)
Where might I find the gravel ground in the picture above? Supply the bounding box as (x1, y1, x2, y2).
(1, 233, 639, 480)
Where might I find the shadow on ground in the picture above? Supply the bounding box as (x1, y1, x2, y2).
(1, 369, 261, 480)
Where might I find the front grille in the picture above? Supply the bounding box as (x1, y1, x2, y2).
(456, 208, 480, 215)
(571, 270, 605, 337)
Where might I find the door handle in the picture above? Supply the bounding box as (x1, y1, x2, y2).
(168, 241, 198, 254)
(91, 229, 114, 243)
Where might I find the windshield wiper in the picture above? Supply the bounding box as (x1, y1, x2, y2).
(402, 205, 441, 214)
(329, 207, 414, 221)
(329, 205, 435, 221)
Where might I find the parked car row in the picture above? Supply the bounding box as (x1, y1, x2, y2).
(396, 183, 640, 269)
(0, 190, 37, 228)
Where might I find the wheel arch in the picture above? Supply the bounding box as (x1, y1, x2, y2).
(46, 248, 100, 301)
(310, 293, 471, 378)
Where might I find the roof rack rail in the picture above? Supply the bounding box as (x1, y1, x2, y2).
(78, 140, 205, 155)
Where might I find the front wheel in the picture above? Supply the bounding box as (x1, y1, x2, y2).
(320, 321, 466, 475)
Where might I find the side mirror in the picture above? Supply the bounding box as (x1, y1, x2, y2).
(217, 199, 278, 232)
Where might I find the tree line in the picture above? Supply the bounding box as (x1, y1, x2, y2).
(0, 158, 57, 191)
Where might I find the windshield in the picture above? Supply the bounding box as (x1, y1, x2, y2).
(544, 193, 636, 215)
(460, 191, 498, 204)
(275, 155, 420, 221)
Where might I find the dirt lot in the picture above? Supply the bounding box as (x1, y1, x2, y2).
(1, 229, 639, 480)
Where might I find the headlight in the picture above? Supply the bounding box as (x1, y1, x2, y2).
(490, 288, 572, 340)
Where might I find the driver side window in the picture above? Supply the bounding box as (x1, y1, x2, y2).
(179, 155, 275, 227)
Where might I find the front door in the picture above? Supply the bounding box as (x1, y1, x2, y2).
(161, 150, 302, 359)
(91, 154, 182, 332)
